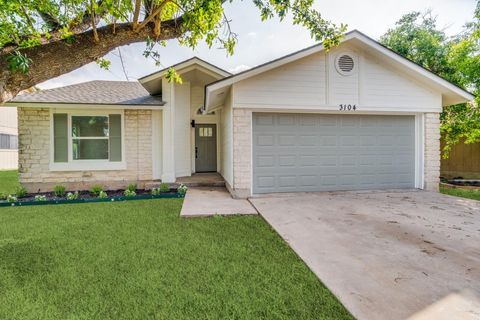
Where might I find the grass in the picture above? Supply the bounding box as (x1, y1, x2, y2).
(0, 170, 19, 195)
(440, 186, 480, 201)
(0, 199, 352, 319)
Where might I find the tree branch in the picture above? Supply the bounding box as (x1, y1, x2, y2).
(136, 1, 169, 31)
(133, 0, 142, 28)
(0, 18, 184, 103)
(91, 0, 99, 42)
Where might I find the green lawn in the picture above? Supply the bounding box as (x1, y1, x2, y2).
(0, 170, 19, 195)
(0, 198, 352, 319)
(440, 186, 480, 201)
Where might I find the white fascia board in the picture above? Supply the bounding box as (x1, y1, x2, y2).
(231, 104, 442, 114)
(139, 57, 230, 84)
(5, 102, 164, 110)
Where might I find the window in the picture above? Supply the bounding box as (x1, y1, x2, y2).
(0, 134, 18, 150)
(199, 127, 213, 137)
(72, 116, 109, 160)
(51, 112, 123, 171)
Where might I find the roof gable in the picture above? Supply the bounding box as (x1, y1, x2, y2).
(139, 57, 231, 83)
(205, 30, 474, 109)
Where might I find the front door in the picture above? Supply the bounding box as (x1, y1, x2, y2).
(195, 124, 217, 172)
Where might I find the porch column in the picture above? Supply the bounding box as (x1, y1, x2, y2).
(162, 82, 176, 182)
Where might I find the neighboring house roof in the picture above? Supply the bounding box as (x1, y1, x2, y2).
(205, 30, 474, 110)
(10, 80, 165, 106)
(138, 56, 231, 83)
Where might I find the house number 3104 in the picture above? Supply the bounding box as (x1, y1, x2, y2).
(339, 104, 357, 111)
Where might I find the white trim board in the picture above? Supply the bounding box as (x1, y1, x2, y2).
(49, 109, 126, 172)
(139, 57, 231, 83)
(8, 102, 164, 110)
(232, 104, 442, 113)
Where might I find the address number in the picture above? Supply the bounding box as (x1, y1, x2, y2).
(339, 104, 357, 111)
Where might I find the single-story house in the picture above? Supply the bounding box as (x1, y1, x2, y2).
(7, 30, 473, 197)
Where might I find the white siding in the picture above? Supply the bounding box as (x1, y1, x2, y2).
(0, 107, 17, 135)
(219, 90, 233, 186)
(328, 49, 359, 106)
(362, 54, 440, 109)
(190, 85, 203, 115)
(232, 42, 441, 112)
(0, 107, 18, 169)
(234, 52, 326, 107)
(0, 150, 18, 170)
(174, 82, 191, 177)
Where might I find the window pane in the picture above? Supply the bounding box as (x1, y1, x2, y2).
(72, 139, 108, 160)
(54, 113, 68, 162)
(0, 134, 8, 149)
(72, 116, 108, 137)
(109, 114, 122, 162)
(10, 135, 18, 149)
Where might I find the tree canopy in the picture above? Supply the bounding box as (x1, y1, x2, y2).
(0, 0, 346, 103)
(380, 2, 480, 157)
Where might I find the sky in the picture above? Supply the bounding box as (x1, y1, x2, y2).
(39, 0, 477, 90)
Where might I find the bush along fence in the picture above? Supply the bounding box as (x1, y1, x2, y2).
(0, 183, 188, 207)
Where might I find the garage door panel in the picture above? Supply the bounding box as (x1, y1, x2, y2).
(253, 113, 415, 193)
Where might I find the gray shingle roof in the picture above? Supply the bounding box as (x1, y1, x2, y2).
(12, 80, 164, 106)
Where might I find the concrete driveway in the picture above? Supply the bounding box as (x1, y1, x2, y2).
(250, 190, 480, 320)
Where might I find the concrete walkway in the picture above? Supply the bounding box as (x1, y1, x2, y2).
(250, 190, 480, 320)
(180, 187, 257, 217)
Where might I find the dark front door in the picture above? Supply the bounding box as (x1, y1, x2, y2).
(195, 124, 217, 172)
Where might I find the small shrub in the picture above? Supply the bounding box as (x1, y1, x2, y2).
(15, 185, 28, 198)
(159, 183, 170, 193)
(124, 189, 136, 197)
(0, 193, 7, 200)
(151, 188, 161, 196)
(66, 191, 79, 200)
(53, 185, 66, 197)
(90, 185, 103, 196)
(98, 191, 108, 199)
(127, 183, 137, 192)
(178, 184, 188, 195)
(7, 195, 17, 203)
(34, 195, 47, 202)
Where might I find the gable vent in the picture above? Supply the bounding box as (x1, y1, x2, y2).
(336, 54, 355, 75)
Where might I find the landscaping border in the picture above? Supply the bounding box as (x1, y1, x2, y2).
(0, 193, 185, 208)
(440, 182, 480, 190)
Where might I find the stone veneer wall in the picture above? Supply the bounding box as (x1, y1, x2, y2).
(424, 113, 441, 191)
(18, 107, 153, 192)
(231, 108, 252, 198)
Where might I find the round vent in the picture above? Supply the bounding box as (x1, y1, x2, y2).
(335, 54, 355, 75)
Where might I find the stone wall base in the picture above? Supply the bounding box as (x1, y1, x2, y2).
(225, 181, 250, 199)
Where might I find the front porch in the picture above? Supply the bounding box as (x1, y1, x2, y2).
(148, 59, 230, 185)
(176, 172, 225, 187)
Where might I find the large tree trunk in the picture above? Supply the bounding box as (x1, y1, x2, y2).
(0, 20, 182, 104)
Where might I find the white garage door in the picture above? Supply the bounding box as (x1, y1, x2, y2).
(252, 113, 416, 193)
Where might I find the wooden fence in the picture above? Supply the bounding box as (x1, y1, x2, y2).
(441, 140, 480, 179)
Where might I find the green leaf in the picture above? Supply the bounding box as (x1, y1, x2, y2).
(7, 51, 32, 74)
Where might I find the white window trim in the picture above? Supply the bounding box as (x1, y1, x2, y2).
(49, 109, 126, 171)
